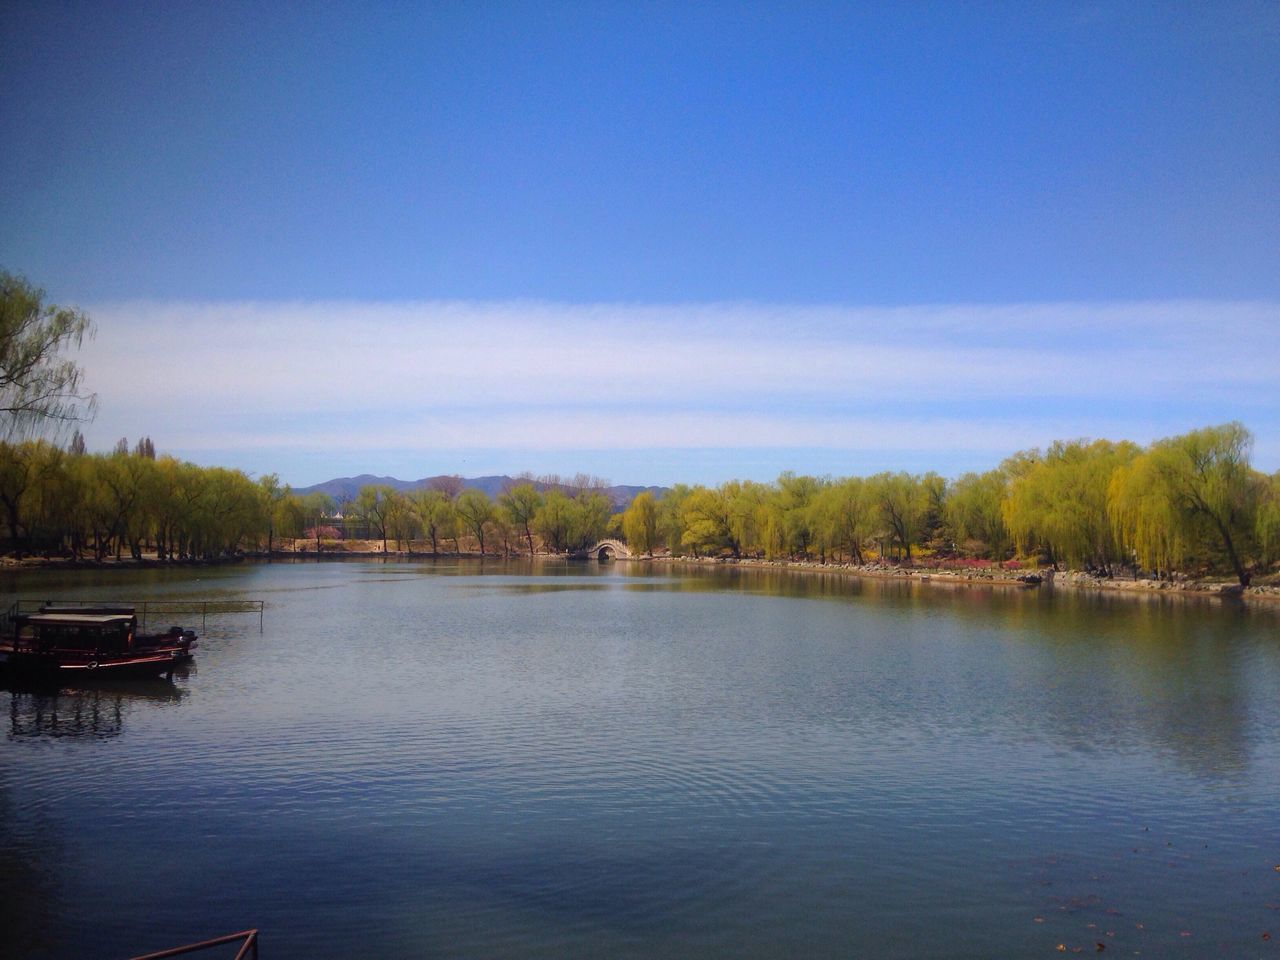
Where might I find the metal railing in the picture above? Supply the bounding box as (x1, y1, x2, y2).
(128, 929, 259, 960)
(5, 598, 264, 631)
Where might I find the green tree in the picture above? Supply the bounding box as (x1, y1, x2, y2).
(1004, 439, 1137, 572)
(0, 271, 96, 437)
(945, 470, 1010, 559)
(412, 488, 455, 554)
(533, 489, 575, 553)
(27, 443, 78, 555)
(1110, 423, 1263, 585)
(490, 512, 518, 556)
(656, 484, 691, 556)
(354, 484, 396, 551)
(568, 491, 612, 552)
(274, 491, 307, 541)
(97, 450, 153, 559)
(499, 483, 543, 555)
(724, 480, 770, 558)
(299, 491, 336, 552)
(776, 472, 821, 556)
(621, 491, 659, 556)
(810, 477, 873, 563)
(0, 440, 53, 556)
(455, 488, 495, 554)
(681, 486, 737, 556)
(385, 490, 418, 552)
(921, 472, 948, 547)
(258, 473, 286, 556)
(1257, 471, 1280, 568)
(189, 467, 261, 557)
(869, 472, 930, 563)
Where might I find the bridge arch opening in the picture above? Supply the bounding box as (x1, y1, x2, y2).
(596, 544, 617, 561)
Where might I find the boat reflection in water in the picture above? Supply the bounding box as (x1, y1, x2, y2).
(5, 675, 186, 740)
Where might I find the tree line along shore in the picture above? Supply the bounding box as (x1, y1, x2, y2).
(1, 423, 1277, 595)
(2, 272, 1276, 595)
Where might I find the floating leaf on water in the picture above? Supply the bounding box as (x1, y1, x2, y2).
(1033, 917, 1045, 923)
(1056, 945, 1066, 953)
(1262, 932, 1271, 941)
(1095, 942, 1106, 952)
(1179, 931, 1193, 937)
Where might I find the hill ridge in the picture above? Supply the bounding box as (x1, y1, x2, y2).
(292, 474, 666, 511)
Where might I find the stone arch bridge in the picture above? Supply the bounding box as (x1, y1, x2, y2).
(576, 539, 631, 560)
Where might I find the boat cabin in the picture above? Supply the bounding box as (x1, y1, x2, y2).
(18, 613, 139, 655)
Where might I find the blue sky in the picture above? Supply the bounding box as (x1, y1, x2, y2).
(2, 2, 1277, 485)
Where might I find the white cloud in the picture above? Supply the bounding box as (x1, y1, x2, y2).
(73, 298, 1280, 479)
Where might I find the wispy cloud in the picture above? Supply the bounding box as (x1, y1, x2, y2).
(75, 299, 1280, 484)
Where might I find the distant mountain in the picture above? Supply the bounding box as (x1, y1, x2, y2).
(291, 474, 667, 511)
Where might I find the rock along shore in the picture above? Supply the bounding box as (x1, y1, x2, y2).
(646, 555, 1280, 604)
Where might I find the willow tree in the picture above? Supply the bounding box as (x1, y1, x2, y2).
(724, 480, 769, 558)
(869, 472, 931, 563)
(533, 489, 574, 554)
(1257, 471, 1280, 568)
(455, 489, 495, 554)
(621, 490, 659, 556)
(834, 477, 876, 563)
(0, 272, 96, 438)
(354, 484, 397, 551)
(1003, 439, 1137, 572)
(680, 485, 736, 557)
(96, 450, 155, 559)
(945, 470, 1010, 559)
(657, 484, 691, 556)
(1108, 455, 1183, 577)
(0, 439, 62, 556)
(808, 478, 872, 564)
(499, 483, 543, 555)
(568, 491, 613, 552)
(299, 491, 336, 552)
(258, 474, 287, 555)
(193, 467, 263, 557)
(412, 488, 455, 555)
(28, 443, 79, 554)
(1110, 423, 1263, 585)
(385, 491, 418, 552)
(776, 472, 821, 556)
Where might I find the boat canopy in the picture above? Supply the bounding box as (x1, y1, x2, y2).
(26, 613, 136, 628)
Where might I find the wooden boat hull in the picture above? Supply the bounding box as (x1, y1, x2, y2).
(0, 647, 184, 679)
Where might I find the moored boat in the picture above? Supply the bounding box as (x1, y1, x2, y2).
(0, 607, 198, 679)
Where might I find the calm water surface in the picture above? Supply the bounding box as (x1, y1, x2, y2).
(3, 561, 1279, 959)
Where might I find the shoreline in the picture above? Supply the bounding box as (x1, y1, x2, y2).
(652, 555, 1280, 603)
(3, 550, 1277, 605)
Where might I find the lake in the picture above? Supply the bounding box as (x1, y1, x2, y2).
(3, 560, 1279, 959)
